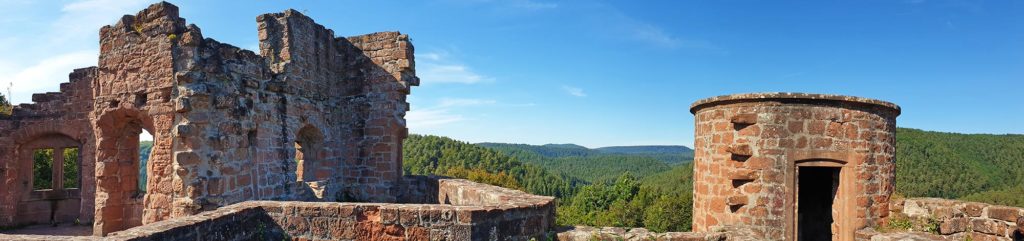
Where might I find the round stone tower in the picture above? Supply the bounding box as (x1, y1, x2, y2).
(689, 93, 900, 241)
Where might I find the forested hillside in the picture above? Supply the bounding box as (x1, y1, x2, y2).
(406, 135, 694, 231)
(401, 128, 1024, 231)
(895, 128, 1024, 206)
(477, 143, 598, 158)
(477, 142, 692, 182)
(402, 135, 579, 198)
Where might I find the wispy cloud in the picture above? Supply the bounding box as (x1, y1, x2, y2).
(0, 0, 148, 104)
(508, 0, 558, 10)
(419, 63, 494, 84)
(438, 98, 497, 107)
(416, 51, 494, 85)
(581, 3, 726, 53)
(54, 0, 148, 45)
(8, 50, 97, 92)
(407, 98, 498, 131)
(406, 108, 466, 130)
(562, 85, 586, 97)
(445, 0, 557, 11)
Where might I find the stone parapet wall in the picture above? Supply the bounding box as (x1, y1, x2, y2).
(555, 226, 726, 241)
(854, 198, 1024, 241)
(0, 176, 555, 240)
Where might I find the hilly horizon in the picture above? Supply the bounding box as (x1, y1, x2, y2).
(402, 126, 1024, 232)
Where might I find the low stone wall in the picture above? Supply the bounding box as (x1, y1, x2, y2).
(855, 198, 1024, 241)
(555, 226, 727, 241)
(0, 176, 556, 241)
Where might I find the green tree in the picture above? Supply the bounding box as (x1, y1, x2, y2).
(32, 149, 53, 190)
(0, 91, 11, 115)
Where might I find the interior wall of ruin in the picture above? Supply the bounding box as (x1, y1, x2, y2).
(85, 2, 417, 235)
(0, 2, 416, 235)
(0, 67, 98, 227)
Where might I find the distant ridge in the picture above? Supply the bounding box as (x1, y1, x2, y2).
(595, 145, 694, 155)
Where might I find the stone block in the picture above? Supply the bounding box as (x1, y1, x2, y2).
(987, 206, 1022, 222)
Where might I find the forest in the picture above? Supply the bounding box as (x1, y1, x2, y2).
(404, 128, 1024, 231)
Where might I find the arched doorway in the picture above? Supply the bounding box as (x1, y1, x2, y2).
(92, 110, 155, 235)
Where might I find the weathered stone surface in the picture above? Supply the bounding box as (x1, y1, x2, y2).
(0, 1, 426, 237)
(2, 176, 555, 240)
(0, 67, 98, 228)
(555, 226, 725, 241)
(690, 92, 900, 241)
(879, 198, 1024, 240)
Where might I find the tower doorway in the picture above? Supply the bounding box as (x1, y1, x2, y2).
(797, 166, 840, 241)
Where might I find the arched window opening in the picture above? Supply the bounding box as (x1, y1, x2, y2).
(294, 126, 324, 182)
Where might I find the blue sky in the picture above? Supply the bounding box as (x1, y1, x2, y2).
(0, 0, 1021, 147)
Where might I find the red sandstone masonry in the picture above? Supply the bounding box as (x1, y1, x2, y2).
(689, 93, 901, 241)
(1, 1, 418, 236)
(859, 198, 1024, 240)
(0, 176, 556, 241)
(0, 67, 98, 227)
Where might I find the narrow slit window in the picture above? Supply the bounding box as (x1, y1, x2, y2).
(139, 137, 153, 194)
(32, 148, 54, 190)
(63, 148, 80, 188)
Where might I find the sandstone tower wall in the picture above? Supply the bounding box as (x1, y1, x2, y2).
(689, 93, 900, 241)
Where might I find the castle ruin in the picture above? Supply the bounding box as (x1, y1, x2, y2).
(0, 2, 554, 240)
(3, 2, 1023, 241)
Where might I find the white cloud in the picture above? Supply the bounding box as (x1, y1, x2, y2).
(562, 85, 586, 97)
(53, 0, 149, 45)
(406, 108, 466, 130)
(632, 23, 681, 48)
(509, 0, 558, 10)
(0, 0, 148, 104)
(420, 52, 443, 61)
(4, 50, 97, 103)
(581, 3, 725, 53)
(438, 98, 497, 107)
(416, 50, 494, 85)
(419, 63, 493, 84)
(407, 97, 498, 131)
(446, 0, 557, 11)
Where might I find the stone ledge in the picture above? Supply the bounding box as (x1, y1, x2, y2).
(556, 226, 726, 241)
(0, 176, 555, 241)
(689, 92, 901, 115)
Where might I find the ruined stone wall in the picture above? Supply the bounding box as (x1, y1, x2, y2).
(82, 2, 417, 235)
(853, 198, 1024, 241)
(0, 68, 98, 227)
(689, 93, 900, 240)
(0, 176, 556, 241)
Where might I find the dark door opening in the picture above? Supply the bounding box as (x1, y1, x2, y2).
(798, 166, 840, 241)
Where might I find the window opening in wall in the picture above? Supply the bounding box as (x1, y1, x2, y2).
(139, 131, 153, 194)
(294, 126, 324, 182)
(32, 148, 54, 190)
(63, 148, 80, 189)
(295, 142, 305, 181)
